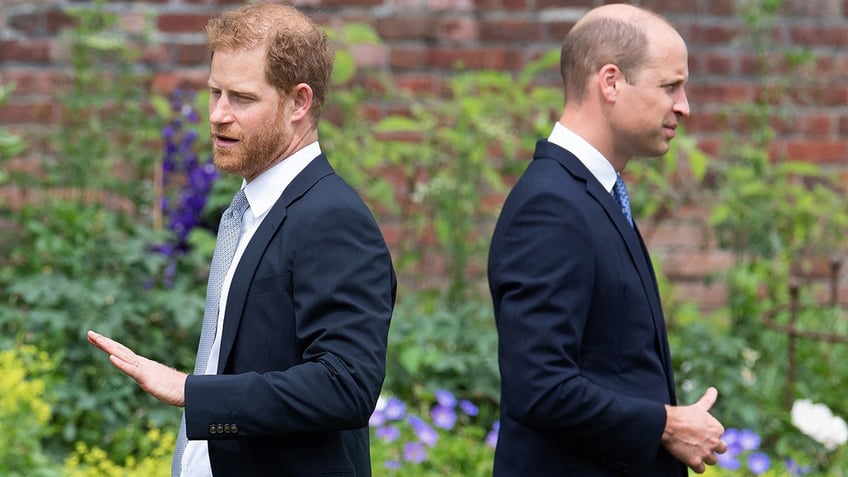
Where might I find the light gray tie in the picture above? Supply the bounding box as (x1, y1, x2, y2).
(172, 188, 249, 477)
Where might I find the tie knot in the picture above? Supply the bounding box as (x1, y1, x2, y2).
(227, 189, 249, 218)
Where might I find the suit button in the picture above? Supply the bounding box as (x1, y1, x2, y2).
(231, 424, 239, 434)
(223, 424, 231, 433)
(216, 424, 224, 434)
(209, 425, 217, 434)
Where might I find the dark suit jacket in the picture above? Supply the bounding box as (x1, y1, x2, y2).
(183, 155, 396, 477)
(487, 141, 686, 476)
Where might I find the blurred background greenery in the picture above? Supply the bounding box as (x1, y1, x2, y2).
(2, 0, 848, 475)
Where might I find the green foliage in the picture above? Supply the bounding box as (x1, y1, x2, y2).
(0, 83, 25, 169)
(385, 296, 500, 407)
(0, 0, 202, 465)
(0, 345, 62, 476)
(371, 423, 494, 477)
(664, 0, 848, 474)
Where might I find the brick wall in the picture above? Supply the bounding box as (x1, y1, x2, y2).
(2, 0, 848, 311)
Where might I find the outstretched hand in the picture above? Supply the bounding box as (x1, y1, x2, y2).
(87, 330, 188, 407)
(662, 387, 727, 473)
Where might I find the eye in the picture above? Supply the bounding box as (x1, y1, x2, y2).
(209, 88, 221, 97)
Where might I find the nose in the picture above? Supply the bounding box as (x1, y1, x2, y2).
(674, 89, 690, 118)
(208, 94, 233, 125)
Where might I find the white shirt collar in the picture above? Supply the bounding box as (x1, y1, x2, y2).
(241, 141, 322, 217)
(548, 122, 618, 193)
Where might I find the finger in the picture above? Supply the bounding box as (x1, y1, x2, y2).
(109, 353, 140, 378)
(695, 386, 718, 411)
(703, 453, 718, 466)
(690, 461, 706, 474)
(715, 439, 728, 454)
(88, 331, 138, 367)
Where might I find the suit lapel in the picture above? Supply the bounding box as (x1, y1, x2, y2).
(216, 155, 335, 373)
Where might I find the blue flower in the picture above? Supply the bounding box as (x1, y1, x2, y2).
(717, 452, 741, 471)
(376, 424, 400, 443)
(431, 404, 457, 430)
(407, 414, 438, 447)
(739, 428, 761, 452)
(459, 399, 479, 416)
(368, 409, 386, 427)
(402, 442, 427, 463)
(486, 420, 499, 449)
(435, 389, 457, 408)
(747, 452, 770, 475)
(383, 397, 406, 421)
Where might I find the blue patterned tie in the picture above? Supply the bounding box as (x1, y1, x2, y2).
(172, 188, 249, 477)
(613, 174, 633, 227)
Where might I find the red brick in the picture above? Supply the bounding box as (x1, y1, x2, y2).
(799, 113, 835, 137)
(0, 100, 61, 124)
(688, 82, 755, 103)
(439, 16, 478, 42)
(669, 281, 727, 312)
(537, 0, 592, 8)
(157, 14, 212, 34)
(785, 140, 848, 164)
(684, 110, 727, 134)
(0, 39, 51, 63)
(0, 68, 70, 96)
(480, 18, 543, 42)
(152, 70, 210, 95)
(687, 24, 740, 45)
(388, 47, 430, 71)
(176, 43, 210, 66)
(640, 0, 698, 13)
(791, 25, 848, 47)
(376, 17, 439, 41)
(706, 0, 736, 15)
(661, 251, 734, 280)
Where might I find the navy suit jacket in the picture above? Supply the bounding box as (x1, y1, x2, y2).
(183, 155, 396, 476)
(488, 141, 686, 476)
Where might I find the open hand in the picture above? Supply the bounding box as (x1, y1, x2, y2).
(87, 330, 188, 407)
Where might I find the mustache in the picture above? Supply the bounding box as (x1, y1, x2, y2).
(210, 127, 242, 140)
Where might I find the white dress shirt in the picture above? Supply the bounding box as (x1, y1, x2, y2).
(181, 142, 321, 477)
(548, 122, 618, 194)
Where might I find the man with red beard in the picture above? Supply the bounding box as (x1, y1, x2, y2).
(87, 4, 396, 476)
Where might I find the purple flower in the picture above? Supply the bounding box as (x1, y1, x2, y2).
(431, 404, 457, 430)
(407, 415, 438, 447)
(786, 458, 811, 476)
(384, 460, 402, 470)
(486, 420, 500, 449)
(369, 409, 386, 428)
(376, 425, 400, 443)
(403, 442, 427, 463)
(459, 399, 479, 417)
(435, 389, 456, 408)
(738, 429, 761, 451)
(747, 452, 770, 475)
(383, 397, 406, 421)
(717, 452, 741, 471)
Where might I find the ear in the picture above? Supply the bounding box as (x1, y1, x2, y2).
(289, 83, 314, 122)
(598, 64, 622, 103)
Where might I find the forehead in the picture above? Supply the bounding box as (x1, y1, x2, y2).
(638, 29, 689, 81)
(208, 45, 273, 91)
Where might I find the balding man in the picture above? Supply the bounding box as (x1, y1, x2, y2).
(488, 4, 727, 476)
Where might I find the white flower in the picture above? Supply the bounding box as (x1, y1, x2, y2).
(791, 399, 848, 450)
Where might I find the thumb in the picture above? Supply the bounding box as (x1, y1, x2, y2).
(694, 386, 718, 411)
